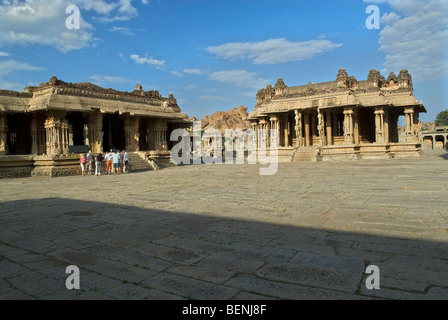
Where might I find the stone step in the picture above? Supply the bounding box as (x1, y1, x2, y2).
(127, 152, 155, 171)
(292, 147, 322, 162)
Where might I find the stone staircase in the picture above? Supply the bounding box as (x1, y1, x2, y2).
(127, 152, 158, 172)
(291, 146, 322, 162)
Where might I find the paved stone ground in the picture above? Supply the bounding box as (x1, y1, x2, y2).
(0, 151, 447, 300)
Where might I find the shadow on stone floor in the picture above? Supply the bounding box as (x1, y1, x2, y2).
(0, 198, 447, 300)
(439, 152, 448, 160)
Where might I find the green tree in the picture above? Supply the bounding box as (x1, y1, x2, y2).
(435, 110, 448, 126)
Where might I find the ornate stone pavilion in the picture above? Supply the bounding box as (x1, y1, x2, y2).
(0, 77, 189, 177)
(247, 68, 426, 161)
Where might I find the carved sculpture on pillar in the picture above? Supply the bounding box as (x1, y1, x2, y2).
(0, 114, 8, 155)
(294, 110, 303, 148)
(317, 109, 326, 146)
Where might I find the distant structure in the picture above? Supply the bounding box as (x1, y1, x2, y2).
(420, 126, 448, 150)
(247, 68, 426, 161)
(0, 77, 189, 177)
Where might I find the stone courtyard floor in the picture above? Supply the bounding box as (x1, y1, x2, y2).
(0, 151, 447, 300)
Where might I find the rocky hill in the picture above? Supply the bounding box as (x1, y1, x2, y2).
(192, 105, 252, 132)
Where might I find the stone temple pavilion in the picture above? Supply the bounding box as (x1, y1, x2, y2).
(0, 77, 189, 178)
(247, 68, 426, 161)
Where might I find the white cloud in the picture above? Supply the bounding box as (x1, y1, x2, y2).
(0, 0, 142, 52)
(89, 74, 128, 86)
(183, 68, 206, 75)
(209, 70, 270, 89)
(0, 81, 26, 91)
(142, 0, 149, 4)
(0, 59, 44, 91)
(0, 60, 44, 77)
(75, 0, 138, 22)
(207, 38, 342, 65)
(96, 2, 137, 22)
(0, 0, 94, 52)
(109, 26, 134, 35)
(130, 54, 166, 69)
(171, 71, 183, 77)
(0, 52, 11, 57)
(366, 0, 448, 81)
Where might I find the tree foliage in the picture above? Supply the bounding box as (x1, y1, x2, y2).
(435, 110, 448, 126)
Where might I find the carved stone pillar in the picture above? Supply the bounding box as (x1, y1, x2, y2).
(31, 113, 39, 155)
(311, 112, 317, 142)
(304, 112, 311, 146)
(404, 107, 416, 143)
(61, 120, 69, 155)
(161, 119, 168, 151)
(270, 116, 279, 148)
(133, 116, 140, 151)
(266, 119, 270, 149)
(294, 110, 303, 147)
(86, 112, 103, 154)
(375, 107, 385, 144)
(325, 110, 333, 146)
(148, 119, 168, 151)
(45, 116, 61, 155)
(0, 114, 8, 155)
(317, 109, 326, 146)
(258, 120, 267, 149)
(123, 114, 133, 152)
(251, 121, 258, 150)
(284, 114, 289, 147)
(383, 110, 389, 144)
(145, 118, 153, 151)
(343, 108, 355, 145)
(353, 110, 360, 145)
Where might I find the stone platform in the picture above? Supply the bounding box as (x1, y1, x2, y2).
(0, 151, 447, 300)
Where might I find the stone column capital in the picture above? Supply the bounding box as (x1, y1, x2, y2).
(374, 108, 385, 115)
(343, 108, 355, 115)
(404, 107, 415, 114)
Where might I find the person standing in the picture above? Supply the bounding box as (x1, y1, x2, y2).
(118, 150, 123, 174)
(123, 150, 129, 173)
(95, 152, 103, 176)
(104, 150, 113, 175)
(86, 151, 94, 175)
(111, 150, 120, 175)
(80, 154, 87, 176)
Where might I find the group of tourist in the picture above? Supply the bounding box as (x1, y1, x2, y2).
(80, 149, 130, 176)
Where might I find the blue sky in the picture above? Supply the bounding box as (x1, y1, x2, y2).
(0, 0, 447, 122)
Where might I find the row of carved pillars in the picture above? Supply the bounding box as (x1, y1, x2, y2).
(81, 114, 168, 154)
(0, 111, 169, 156)
(251, 106, 420, 149)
